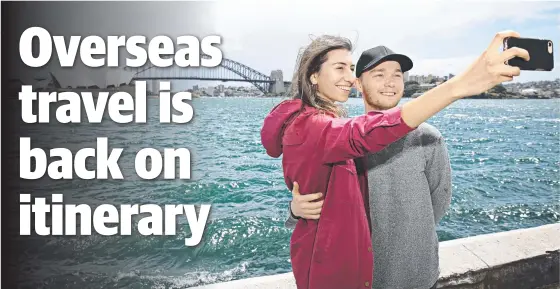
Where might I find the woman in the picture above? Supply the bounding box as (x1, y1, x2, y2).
(261, 31, 527, 289)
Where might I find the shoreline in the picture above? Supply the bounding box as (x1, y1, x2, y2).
(192, 95, 560, 99)
(408, 91, 559, 100)
(189, 223, 560, 289)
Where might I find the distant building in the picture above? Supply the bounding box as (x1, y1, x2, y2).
(542, 91, 554, 98)
(16, 67, 137, 95)
(349, 87, 358, 98)
(48, 67, 135, 89)
(520, 88, 540, 96)
(427, 74, 434, 83)
(419, 83, 437, 90)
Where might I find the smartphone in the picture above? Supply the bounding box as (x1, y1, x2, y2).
(503, 37, 554, 71)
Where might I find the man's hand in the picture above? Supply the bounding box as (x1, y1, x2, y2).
(290, 182, 324, 220)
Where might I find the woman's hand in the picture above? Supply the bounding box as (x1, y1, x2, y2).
(448, 30, 529, 100)
(401, 30, 530, 129)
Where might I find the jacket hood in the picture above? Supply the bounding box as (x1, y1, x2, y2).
(261, 99, 303, 158)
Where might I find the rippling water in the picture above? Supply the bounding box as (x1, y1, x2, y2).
(16, 97, 560, 288)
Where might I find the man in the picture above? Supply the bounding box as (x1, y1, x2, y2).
(285, 46, 452, 289)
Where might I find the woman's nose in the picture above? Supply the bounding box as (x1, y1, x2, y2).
(345, 72, 357, 84)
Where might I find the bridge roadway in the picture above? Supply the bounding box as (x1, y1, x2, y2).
(129, 55, 290, 95)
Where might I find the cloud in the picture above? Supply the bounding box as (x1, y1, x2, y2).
(211, 0, 560, 82)
(408, 55, 478, 77)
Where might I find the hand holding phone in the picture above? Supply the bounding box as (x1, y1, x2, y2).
(503, 37, 554, 71)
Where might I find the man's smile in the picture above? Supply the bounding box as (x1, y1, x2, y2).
(380, 92, 396, 96)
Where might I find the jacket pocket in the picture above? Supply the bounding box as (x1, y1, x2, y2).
(313, 219, 334, 264)
(309, 219, 362, 289)
(290, 224, 317, 287)
(291, 223, 316, 248)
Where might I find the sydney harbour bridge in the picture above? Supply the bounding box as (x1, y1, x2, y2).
(127, 55, 291, 95)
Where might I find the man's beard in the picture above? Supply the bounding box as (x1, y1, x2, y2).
(363, 92, 399, 111)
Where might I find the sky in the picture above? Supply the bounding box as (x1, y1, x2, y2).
(208, 0, 560, 86)
(9, 1, 559, 91)
(7, 2, 216, 88)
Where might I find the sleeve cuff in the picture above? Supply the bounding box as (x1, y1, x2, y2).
(381, 106, 416, 134)
(284, 202, 299, 229)
(289, 201, 301, 220)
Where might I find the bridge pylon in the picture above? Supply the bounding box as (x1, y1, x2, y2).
(129, 56, 292, 95)
(269, 70, 286, 94)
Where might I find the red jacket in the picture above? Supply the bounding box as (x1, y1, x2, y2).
(261, 99, 415, 289)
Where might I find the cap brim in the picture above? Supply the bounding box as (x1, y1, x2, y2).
(360, 54, 413, 76)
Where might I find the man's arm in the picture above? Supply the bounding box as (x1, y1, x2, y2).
(285, 202, 299, 229)
(283, 182, 323, 229)
(423, 128, 452, 224)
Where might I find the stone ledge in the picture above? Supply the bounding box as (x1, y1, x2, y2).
(190, 224, 560, 289)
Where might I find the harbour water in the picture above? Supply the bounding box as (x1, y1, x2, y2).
(16, 97, 560, 288)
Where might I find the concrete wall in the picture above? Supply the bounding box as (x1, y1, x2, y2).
(190, 223, 560, 289)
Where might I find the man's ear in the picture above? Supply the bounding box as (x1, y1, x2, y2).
(355, 77, 364, 93)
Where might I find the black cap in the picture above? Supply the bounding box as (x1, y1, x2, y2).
(356, 46, 413, 78)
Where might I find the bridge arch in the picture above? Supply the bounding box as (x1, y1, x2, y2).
(130, 55, 279, 94)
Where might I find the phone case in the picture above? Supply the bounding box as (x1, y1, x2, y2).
(503, 37, 554, 71)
